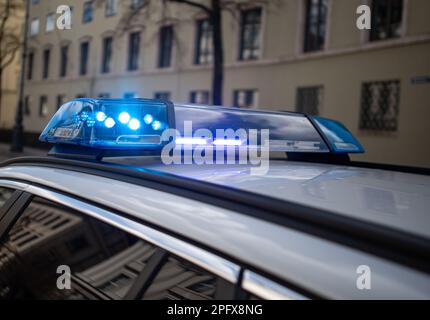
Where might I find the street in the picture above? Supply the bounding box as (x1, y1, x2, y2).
(0, 142, 45, 162)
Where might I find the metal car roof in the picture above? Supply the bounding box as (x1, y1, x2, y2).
(1, 160, 430, 299)
(110, 157, 430, 241)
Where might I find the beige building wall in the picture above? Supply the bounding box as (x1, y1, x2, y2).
(0, 2, 23, 129)
(16, 0, 430, 167)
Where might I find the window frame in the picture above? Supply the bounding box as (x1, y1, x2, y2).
(295, 85, 324, 116)
(232, 89, 258, 108)
(359, 80, 400, 132)
(238, 7, 263, 61)
(369, 0, 404, 42)
(30, 18, 39, 37)
(127, 31, 140, 71)
(105, 0, 117, 17)
(39, 95, 48, 117)
(82, 1, 94, 24)
(158, 25, 174, 69)
(101, 36, 113, 73)
(27, 51, 34, 80)
(194, 18, 212, 65)
(0, 181, 244, 300)
(45, 13, 55, 33)
(59, 44, 69, 78)
(80, 41, 90, 76)
(42, 48, 50, 79)
(303, 0, 328, 53)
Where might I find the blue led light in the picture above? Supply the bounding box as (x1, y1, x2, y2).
(104, 117, 116, 128)
(96, 112, 107, 122)
(87, 119, 96, 127)
(143, 114, 153, 125)
(119, 112, 131, 124)
(152, 120, 162, 130)
(39, 98, 174, 151)
(80, 112, 89, 121)
(128, 118, 141, 131)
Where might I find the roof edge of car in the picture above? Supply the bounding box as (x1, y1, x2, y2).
(1, 156, 430, 274)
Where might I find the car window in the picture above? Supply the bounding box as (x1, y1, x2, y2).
(0, 187, 15, 208)
(0, 197, 158, 300)
(141, 255, 235, 300)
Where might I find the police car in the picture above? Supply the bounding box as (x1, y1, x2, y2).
(0, 98, 429, 300)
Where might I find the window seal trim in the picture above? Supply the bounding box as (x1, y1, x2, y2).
(242, 270, 308, 300)
(0, 179, 240, 285)
(0, 192, 33, 242)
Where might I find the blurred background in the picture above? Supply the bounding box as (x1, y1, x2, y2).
(0, 0, 429, 167)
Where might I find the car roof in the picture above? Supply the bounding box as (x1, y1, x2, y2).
(109, 157, 430, 241)
(1, 159, 430, 298)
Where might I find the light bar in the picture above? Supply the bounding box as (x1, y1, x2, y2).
(311, 116, 364, 153)
(176, 137, 208, 145)
(213, 139, 243, 146)
(39, 98, 175, 150)
(174, 104, 330, 153)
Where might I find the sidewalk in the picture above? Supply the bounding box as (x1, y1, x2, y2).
(0, 143, 45, 162)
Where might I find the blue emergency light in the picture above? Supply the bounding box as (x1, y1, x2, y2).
(40, 98, 175, 152)
(39, 98, 364, 160)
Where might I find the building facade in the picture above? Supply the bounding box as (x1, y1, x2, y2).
(0, 0, 23, 129)
(6, 0, 430, 167)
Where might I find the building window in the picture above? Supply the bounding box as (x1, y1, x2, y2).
(370, 0, 403, 41)
(24, 96, 31, 115)
(106, 0, 117, 17)
(233, 89, 258, 108)
(80, 41, 90, 76)
(42, 48, 50, 79)
(101, 37, 113, 73)
(296, 86, 323, 115)
(194, 19, 212, 65)
(27, 52, 34, 80)
(303, 0, 328, 52)
(59, 45, 68, 78)
(190, 90, 210, 104)
(359, 80, 400, 131)
(239, 8, 262, 61)
(83, 1, 94, 24)
(131, 0, 145, 10)
(30, 18, 39, 36)
(32, 0, 40, 4)
(56, 94, 66, 110)
(158, 26, 173, 68)
(154, 92, 170, 101)
(45, 13, 55, 33)
(127, 32, 140, 71)
(39, 95, 48, 117)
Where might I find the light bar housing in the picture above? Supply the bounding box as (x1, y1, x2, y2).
(174, 104, 363, 154)
(39, 98, 175, 150)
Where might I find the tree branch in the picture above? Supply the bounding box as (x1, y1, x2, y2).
(167, 0, 213, 15)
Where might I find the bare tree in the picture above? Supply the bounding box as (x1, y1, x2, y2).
(115, 0, 276, 106)
(0, 0, 23, 121)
